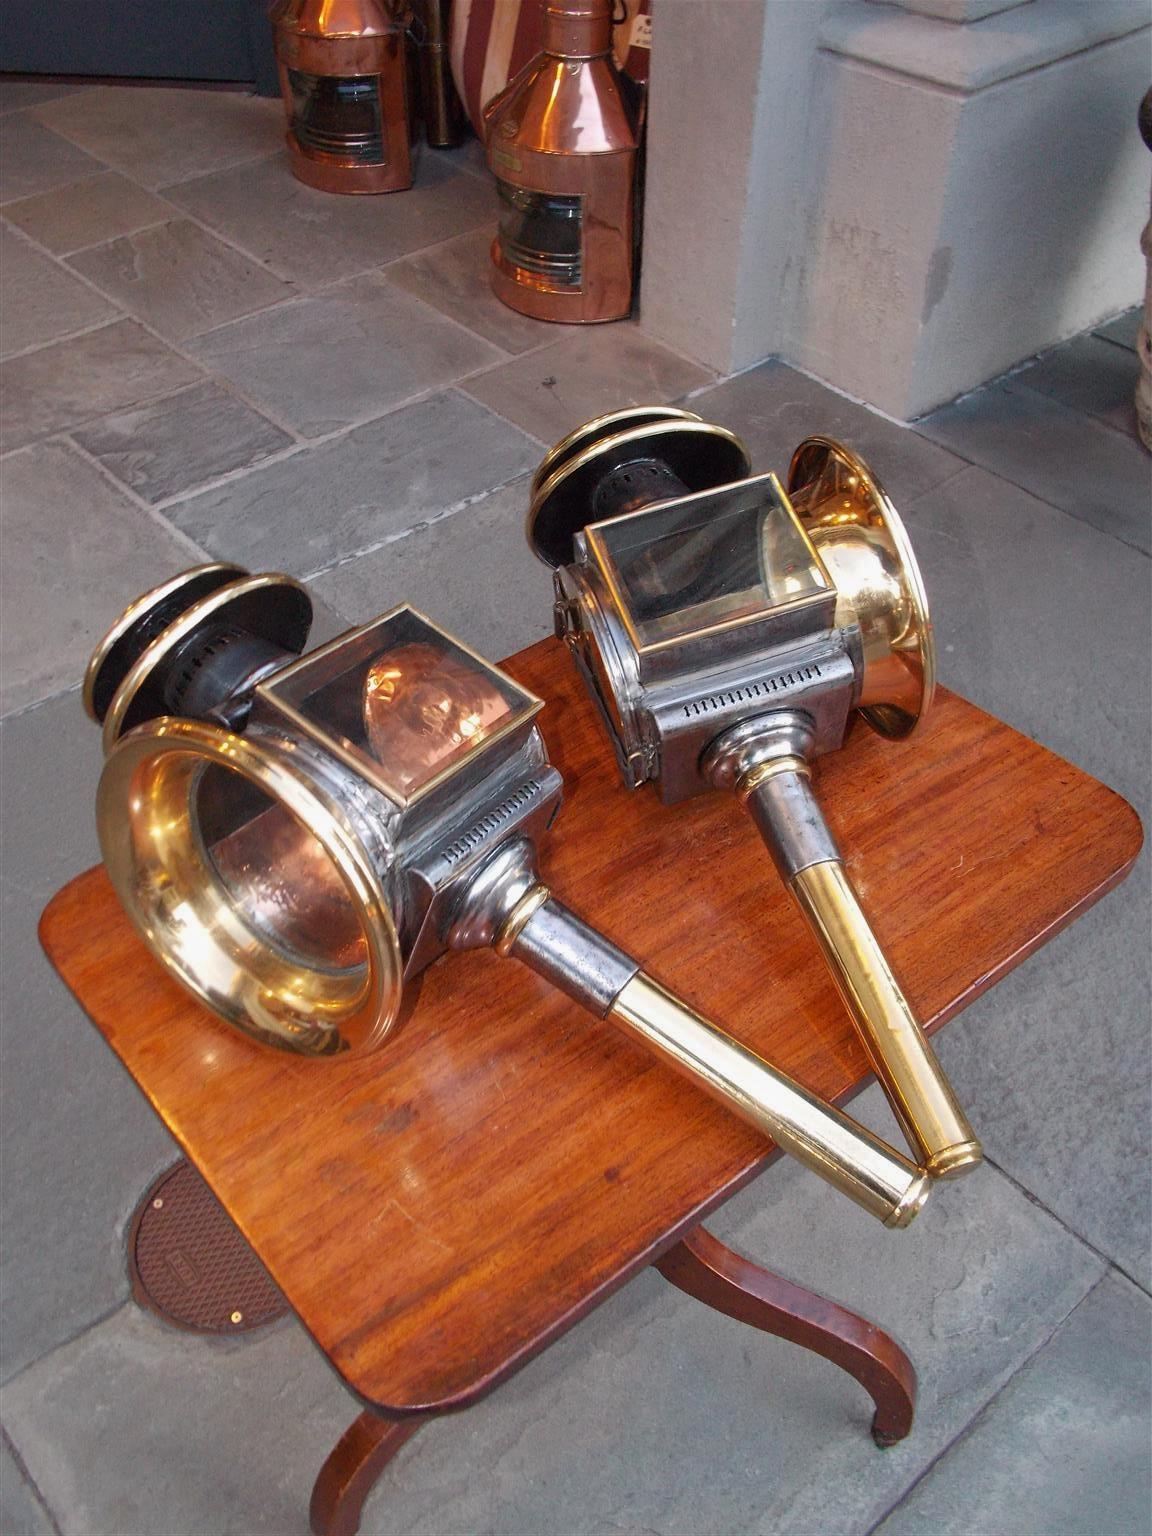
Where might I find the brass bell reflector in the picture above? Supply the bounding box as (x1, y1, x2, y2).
(83, 576, 936, 1227)
(787, 437, 935, 740)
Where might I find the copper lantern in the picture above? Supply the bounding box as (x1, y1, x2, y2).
(483, 0, 641, 323)
(271, 0, 417, 194)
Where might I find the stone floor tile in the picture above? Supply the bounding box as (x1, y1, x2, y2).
(165, 147, 496, 288)
(32, 86, 283, 189)
(0, 224, 117, 358)
(1093, 306, 1142, 351)
(2, 1305, 354, 1535)
(0, 317, 202, 452)
(0, 113, 105, 202)
(385, 228, 555, 355)
(687, 359, 969, 506)
(166, 389, 538, 574)
(71, 381, 293, 504)
(0, 693, 177, 1383)
(0, 80, 85, 115)
(184, 273, 502, 438)
(67, 219, 295, 343)
(1011, 332, 1141, 435)
(914, 380, 1151, 552)
(0, 1439, 53, 1535)
(875, 1273, 1151, 1536)
(2, 171, 177, 254)
(0, 439, 197, 712)
(342, 1144, 1102, 1536)
(313, 475, 555, 660)
(462, 323, 714, 445)
(898, 465, 1149, 1282)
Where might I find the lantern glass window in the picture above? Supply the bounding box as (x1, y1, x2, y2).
(585, 477, 831, 652)
(261, 607, 541, 805)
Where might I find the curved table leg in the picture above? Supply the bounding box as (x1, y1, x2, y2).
(310, 1410, 427, 1536)
(654, 1225, 916, 1446)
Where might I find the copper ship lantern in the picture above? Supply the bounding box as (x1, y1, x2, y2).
(80, 565, 936, 1229)
(529, 407, 983, 1181)
(271, 0, 417, 194)
(483, 0, 641, 323)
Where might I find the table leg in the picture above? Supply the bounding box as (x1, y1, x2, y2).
(310, 1410, 428, 1536)
(654, 1225, 916, 1446)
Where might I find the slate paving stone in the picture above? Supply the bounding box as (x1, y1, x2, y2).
(3, 171, 177, 255)
(0, 317, 202, 452)
(463, 323, 714, 445)
(0, 113, 105, 202)
(0, 693, 177, 1385)
(687, 359, 969, 506)
(875, 1273, 1152, 1536)
(2, 1305, 353, 1536)
(67, 219, 295, 344)
(1093, 305, 1141, 351)
(913, 379, 1151, 553)
(71, 381, 294, 504)
(0, 224, 118, 358)
(165, 147, 496, 288)
(385, 228, 556, 355)
(166, 389, 539, 575)
(0, 1440, 53, 1536)
(898, 465, 1150, 1284)
(1011, 332, 1140, 434)
(0, 80, 85, 114)
(313, 475, 555, 661)
(32, 86, 283, 189)
(0, 439, 196, 712)
(184, 273, 502, 439)
(0, 1103, 1105, 1536)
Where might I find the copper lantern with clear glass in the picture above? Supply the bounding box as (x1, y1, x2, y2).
(271, 0, 417, 194)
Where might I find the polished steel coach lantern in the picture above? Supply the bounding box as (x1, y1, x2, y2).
(529, 407, 982, 1181)
(82, 566, 933, 1227)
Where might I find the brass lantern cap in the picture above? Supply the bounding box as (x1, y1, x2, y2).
(97, 716, 404, 1058)
(529, 418, 752, 568)
(786, 437, 936, 739)
(531, 406, 702, 501)
(101, 573, 313, 754)
(84, 564, 245, 725)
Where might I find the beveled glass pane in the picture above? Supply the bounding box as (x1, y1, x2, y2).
(589, 482, 829, 650)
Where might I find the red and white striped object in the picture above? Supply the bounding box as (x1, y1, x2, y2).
(449, 0, 650, 138)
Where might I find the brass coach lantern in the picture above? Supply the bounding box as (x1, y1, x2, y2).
(529, 407, 982, 1181)
(82, 566, 933, 1228)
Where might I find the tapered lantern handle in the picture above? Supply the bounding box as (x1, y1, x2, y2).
(490, 885, 931, 1228)
(739, 756, 982, 1180)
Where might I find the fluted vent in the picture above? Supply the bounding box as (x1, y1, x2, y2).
(441, 780, 542, 865)
(683, 665, 823, 719)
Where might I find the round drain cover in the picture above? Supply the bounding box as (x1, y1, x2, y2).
(128, 1161, 288, 1334)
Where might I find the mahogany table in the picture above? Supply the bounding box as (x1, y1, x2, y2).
(40, 637, 1143, 1536)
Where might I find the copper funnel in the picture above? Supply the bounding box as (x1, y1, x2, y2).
(483, 0, 641, 323)
(271, 0, 418, 195)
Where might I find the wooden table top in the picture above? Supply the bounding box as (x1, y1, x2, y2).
(41, 638, 1142, 1417)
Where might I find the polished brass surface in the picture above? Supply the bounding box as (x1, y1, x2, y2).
(531, 406, 701, 502)
(97, 717, 404, 1057)
(83, 564, 244, 725)
(100, 573, 312, 754)
(786, 437, 935, 740)
(791, 861, 981, 1179)
(529, 419, 752, 568)
(609, 973, 930, 1226)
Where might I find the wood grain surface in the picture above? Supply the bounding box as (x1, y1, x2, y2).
(40, 638, 1143, 1415)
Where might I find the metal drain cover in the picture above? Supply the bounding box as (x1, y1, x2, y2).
(129, 1161, 288, 1334)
